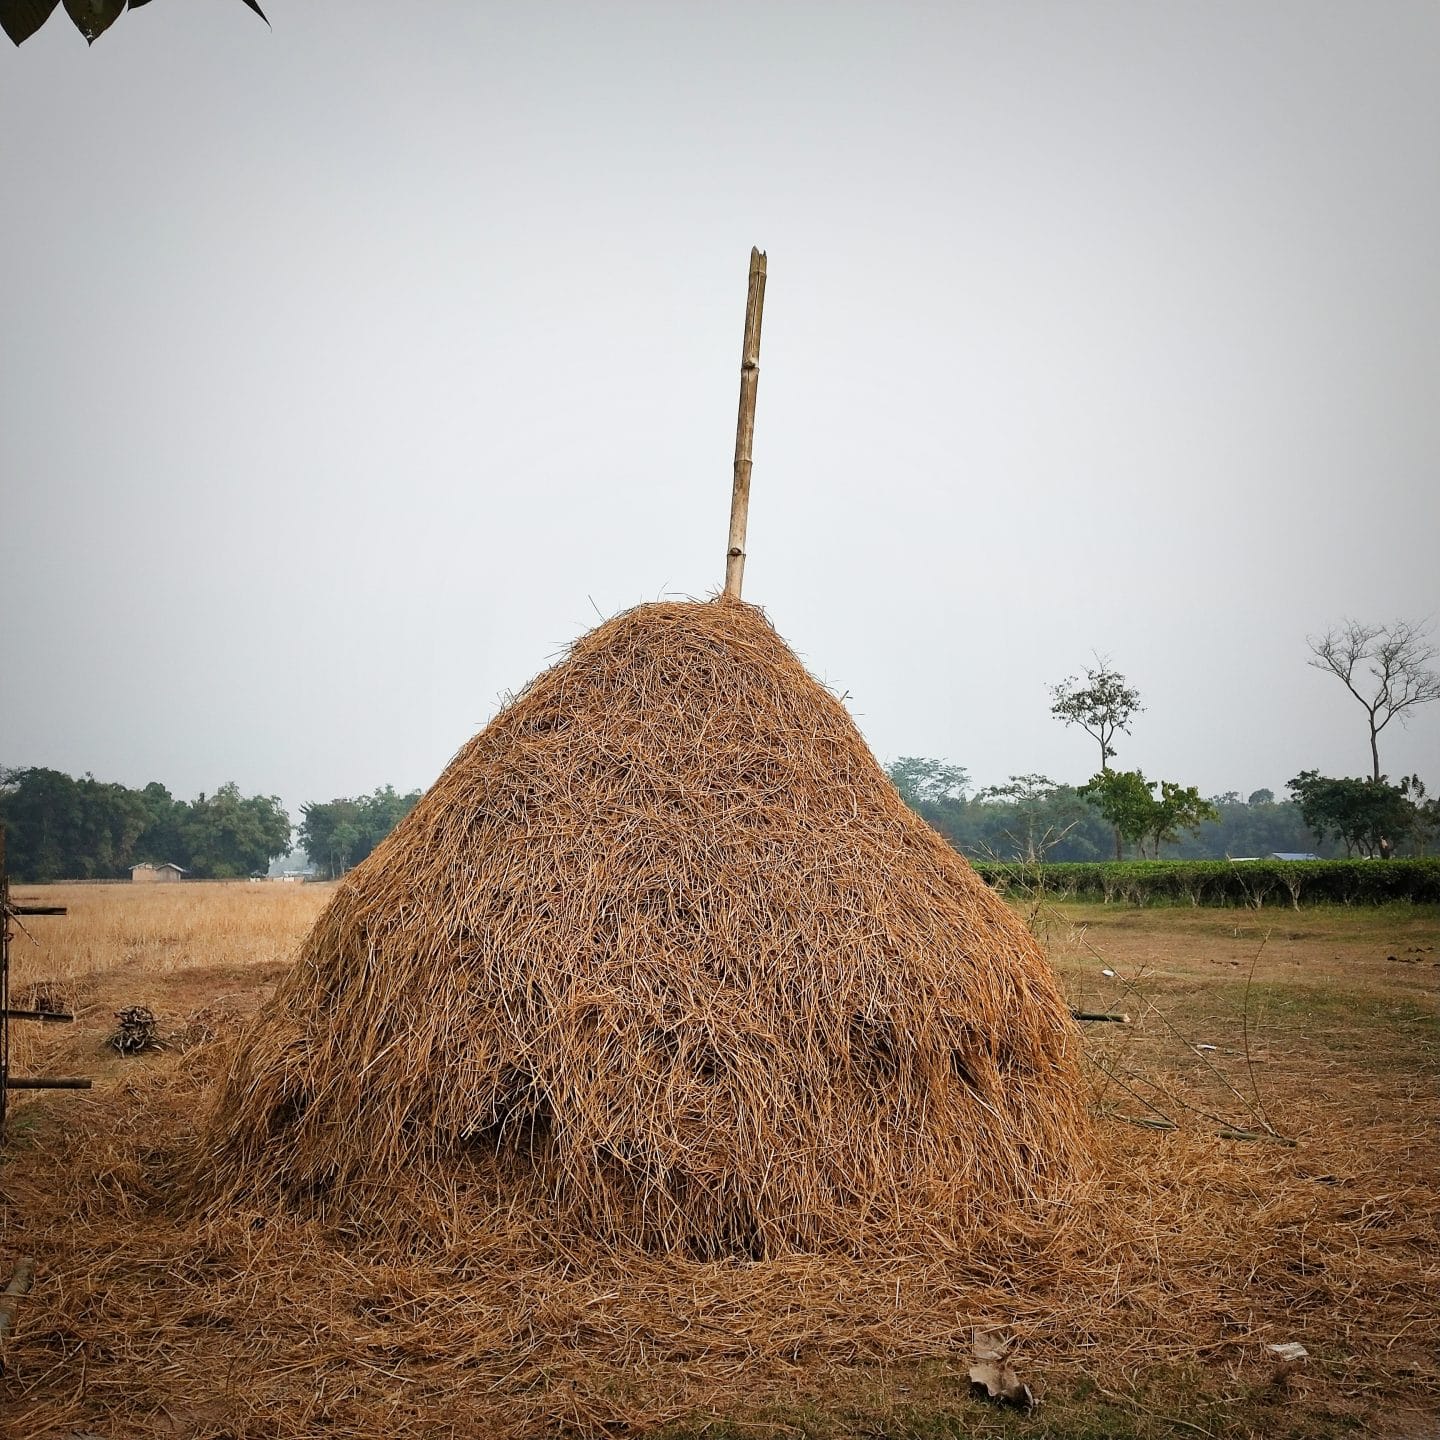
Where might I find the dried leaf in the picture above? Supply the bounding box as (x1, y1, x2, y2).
(969, 1360, 1035, 1411)
(971, 1326, 1008, 1362)
(969, 1329, 1034, 1410)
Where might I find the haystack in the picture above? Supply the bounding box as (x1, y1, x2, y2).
(201, 599, 1090, 1254)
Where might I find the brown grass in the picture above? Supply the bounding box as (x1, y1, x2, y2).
(5, 880, 326, 985)
(1, 598, 1435, 1436)
(197, 600, 1091, 1255)
(3, 880, 329, 1088)
(1, 888, 1436, 1437)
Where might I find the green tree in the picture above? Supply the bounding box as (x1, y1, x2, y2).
(136, 781, 188, 865)
(1163, 792, 1321, 859)
(0, 767, 81, 879)
(298, 786, 422, 879)
(1144, 782, 1219, 860)
(359, 785, 422, 851)
(297, 799, 363, 879)
(885, 758, 969, 844)
(1078, 769, 1157, 858)
(1049, 658, 1144, 774)
(1, 766, 154, 878)
(1, 768, 292, 879)
(886, 757, 969, 808)
(73, 774, 149, 878)
(1077, 772, 1216, 860)
(1050, 658, 1143, 858)
(1287, 771, 1419, 860)
(182, 783, 291, 878)
(1398, 775, 1439, 856)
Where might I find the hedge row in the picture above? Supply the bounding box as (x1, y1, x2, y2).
(969, 858, 1440, 908)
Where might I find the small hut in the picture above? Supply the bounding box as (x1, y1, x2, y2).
(130, 862, 186, 884)
(201, 598, 1089, 1255)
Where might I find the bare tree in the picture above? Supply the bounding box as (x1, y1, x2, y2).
(1307, 619, 1440, 783)
(1048, 658, 1143, 775)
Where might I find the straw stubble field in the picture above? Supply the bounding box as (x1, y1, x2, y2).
(1, 882, 1436, 1440)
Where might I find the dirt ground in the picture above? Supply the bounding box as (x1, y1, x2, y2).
(1, 882, 1436, 1439)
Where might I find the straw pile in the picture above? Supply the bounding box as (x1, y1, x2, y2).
(199, 599, 1089, 1253)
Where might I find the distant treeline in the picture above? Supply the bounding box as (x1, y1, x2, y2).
(884, 766, 1315, 861)
(0, 768, 290, 881)
(884, 760, 1437, 863)
(972, 858, 1440, 908)
(0, 768, 423, 883)
(5, 753, 1434, 884)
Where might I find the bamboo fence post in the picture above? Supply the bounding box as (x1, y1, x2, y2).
(724, 247, 767, 600)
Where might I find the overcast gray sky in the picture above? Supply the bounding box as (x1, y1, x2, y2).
(3, 1, 1437, 825)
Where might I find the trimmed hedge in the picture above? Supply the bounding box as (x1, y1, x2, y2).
(969, 858, 1440, 908)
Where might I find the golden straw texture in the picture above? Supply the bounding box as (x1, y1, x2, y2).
(198, 599, 1090, 1252)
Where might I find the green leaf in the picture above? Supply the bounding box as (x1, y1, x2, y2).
(128, 0, 269, 15)
(131, 0, 269, 22)
(1, 0, 61, 45)
(61, 0, 124, 43)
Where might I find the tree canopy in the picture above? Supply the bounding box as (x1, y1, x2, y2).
(1075, 771, 1218, 860)
(0, 767, 290, 880)
(1287, 771, 1433, 860)
(1049, 658, 1143, 773)
(297, 786, 423, 879)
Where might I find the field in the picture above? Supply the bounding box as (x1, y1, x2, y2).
(1, 882, 1436, 1439)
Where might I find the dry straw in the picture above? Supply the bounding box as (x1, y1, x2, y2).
(199, 599, 1090, 1253)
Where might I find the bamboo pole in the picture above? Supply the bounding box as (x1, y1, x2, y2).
(723, 247, 767, 600)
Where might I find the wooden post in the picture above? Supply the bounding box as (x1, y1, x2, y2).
(724, 247, 767, 600)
